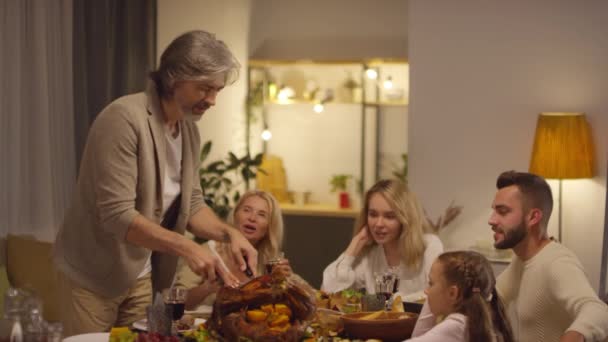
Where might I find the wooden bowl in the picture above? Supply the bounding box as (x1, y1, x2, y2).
(341, 311, 418, 342)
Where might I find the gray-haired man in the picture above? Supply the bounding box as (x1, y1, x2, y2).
(54, 30, 257, 336)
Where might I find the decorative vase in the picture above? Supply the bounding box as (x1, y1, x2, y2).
(339, 192, 350, 209)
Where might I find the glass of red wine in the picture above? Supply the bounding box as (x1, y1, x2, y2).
(164, 287, 186, 333)
(265, 252, 285, 274)
(374, 272, 399, 310)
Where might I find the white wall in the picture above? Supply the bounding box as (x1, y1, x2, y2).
(265, 104, 362, 205)
(409, 0, 608, 291)
(157, 0, 251, 160)
(249, 0, 408, 60)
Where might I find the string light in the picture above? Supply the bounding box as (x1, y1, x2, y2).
(365, 68, 378, 80)
(261, 129, 272, 141)
(313, 103, 324, 113)
(383, 76, 393, 89)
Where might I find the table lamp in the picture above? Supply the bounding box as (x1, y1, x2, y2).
(529, 112, 595, 242)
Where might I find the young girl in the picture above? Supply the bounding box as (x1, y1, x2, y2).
(409, 251, 514, 342)
(174, 190, 292, 309)
(321, 179, 443, 296)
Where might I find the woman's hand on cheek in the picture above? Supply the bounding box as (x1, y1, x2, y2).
(345, 226, 372, 257)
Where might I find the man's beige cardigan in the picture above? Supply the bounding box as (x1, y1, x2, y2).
(53, 84, 205, 298)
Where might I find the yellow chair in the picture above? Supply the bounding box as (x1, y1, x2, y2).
(6, 235, 60, 322)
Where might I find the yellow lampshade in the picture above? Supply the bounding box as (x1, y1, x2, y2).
(529, 112, 595, 179)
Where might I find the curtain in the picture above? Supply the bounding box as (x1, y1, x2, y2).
(0, 0, 156, 242)
(72, 0, 156, 164)
(0, 0, 76, 242)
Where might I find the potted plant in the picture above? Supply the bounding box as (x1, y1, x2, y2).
(199, 141, 264, 219)
(330, 174, 353, 209)
(392, 153, 408, 184)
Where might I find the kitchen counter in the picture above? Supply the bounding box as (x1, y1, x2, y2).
(279, 203, 360, 218)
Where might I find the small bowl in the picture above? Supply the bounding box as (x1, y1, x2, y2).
(341, 311, 418, 342)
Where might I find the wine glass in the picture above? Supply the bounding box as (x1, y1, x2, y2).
(374, 272, 399, 310)
(164, 287, 186, 333)
(265, 252, 285, 274)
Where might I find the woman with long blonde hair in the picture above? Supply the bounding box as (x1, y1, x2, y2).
(175, 190, 290, 309)
(322, 179, 443, 296)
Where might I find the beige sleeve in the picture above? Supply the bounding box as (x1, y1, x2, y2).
(90, 105, 140, 240)
(548, 256, 608, 341)
(186, 123, 206, 218)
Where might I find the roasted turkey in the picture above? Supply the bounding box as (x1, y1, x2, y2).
(208, 271, 316, 341)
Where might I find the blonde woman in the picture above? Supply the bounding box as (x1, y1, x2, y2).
(322, 179, 443, 296)
(175, 190, 290, 309)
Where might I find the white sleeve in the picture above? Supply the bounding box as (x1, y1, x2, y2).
(321, 253, 359, 293)
(406, 314, 466, 342)
(411, 300, 435, 337)
(422, 235, 443, 279)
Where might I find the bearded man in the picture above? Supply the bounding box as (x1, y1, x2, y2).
(53, 30, 257, 336)
(489, 171, 608, 342)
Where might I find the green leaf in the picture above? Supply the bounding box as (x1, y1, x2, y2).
(206, 161, 223, 172)
(240, 154, 251, 163)
(200, 141, 212, 162)
(252, 153, 264, 165)
(228, 152, 239, 165)
(241, 167, 255, 180)
(329, 174, 352, 192)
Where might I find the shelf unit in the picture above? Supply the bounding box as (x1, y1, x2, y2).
(245, 58, 408, 206)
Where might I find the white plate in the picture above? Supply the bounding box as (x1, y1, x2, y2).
(400, 291, 426, 303)
(63, 332, 110, 342)
(185, 304, 213, 316)
(132, 318, 206, 332)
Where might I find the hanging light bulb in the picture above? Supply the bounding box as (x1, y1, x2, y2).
(365, 68, 378, 80)
(313, 103, 324, 113)
(277, 86, 294, 102)
(383, 76, 393, 89)
(261, 128, 272, 141)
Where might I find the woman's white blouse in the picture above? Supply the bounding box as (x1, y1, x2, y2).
(321, 234, 443, 296)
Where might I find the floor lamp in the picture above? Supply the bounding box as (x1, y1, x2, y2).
(529, 112, 595, 243)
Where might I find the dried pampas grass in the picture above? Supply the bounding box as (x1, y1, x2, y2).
(425, 202, 463, 234)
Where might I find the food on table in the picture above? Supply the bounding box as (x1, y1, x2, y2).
(391, 294, 404, 312)
(110, 327, 137, 342)
(181, 321, 212, 342)
(176, 314, 195, 331)
(315, 289, 363, 313)
(359, 311, 383, 320)
(359, 311, 415, 320)
(114, 332, 178, 342)
(208, 271, 316, 341)
(136, 333, 179, 342)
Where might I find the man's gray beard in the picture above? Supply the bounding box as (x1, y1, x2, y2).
(494, 221, 527, 250)
(183, 112, 203, 122)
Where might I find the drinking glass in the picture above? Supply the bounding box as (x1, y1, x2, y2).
(265, 252, 285, 274)
(374, 272, 399, 310)
(164, 288, 186, 333)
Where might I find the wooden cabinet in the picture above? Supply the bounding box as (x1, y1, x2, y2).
(281, 211, 356, 288)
